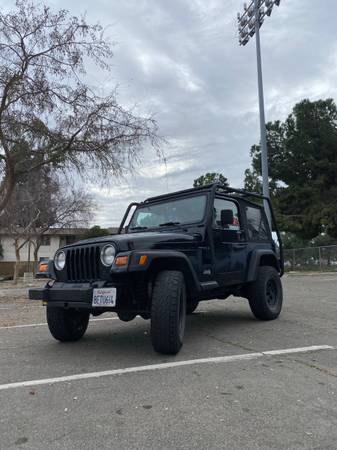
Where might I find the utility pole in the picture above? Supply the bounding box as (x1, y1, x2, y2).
(237, 0, 281, 225)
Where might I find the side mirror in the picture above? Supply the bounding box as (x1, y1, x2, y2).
(220, 209, 234, 227)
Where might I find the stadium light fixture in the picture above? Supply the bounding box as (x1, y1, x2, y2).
(237, 0, 281, 225)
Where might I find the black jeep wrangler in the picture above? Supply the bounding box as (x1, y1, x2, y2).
(29, 184, 284, 355)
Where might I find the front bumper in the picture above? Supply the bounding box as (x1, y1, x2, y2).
(29, 282, 111, 309)
(35, 273, 51, 279)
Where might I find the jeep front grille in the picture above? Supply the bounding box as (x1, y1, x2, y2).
(66, 246, 100, 281)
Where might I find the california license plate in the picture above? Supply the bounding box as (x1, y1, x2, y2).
(92, 288, 117, 307)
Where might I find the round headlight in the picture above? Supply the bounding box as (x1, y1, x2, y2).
(100, 245, 116, 266)
(54, 251, 66, 271)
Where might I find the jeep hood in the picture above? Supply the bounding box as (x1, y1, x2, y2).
(65, 231, 198, 252)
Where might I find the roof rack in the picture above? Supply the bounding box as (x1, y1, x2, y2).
(145, 182, 267, 203)
(212, 183, 266, 200)
(145, 184, 215, 203)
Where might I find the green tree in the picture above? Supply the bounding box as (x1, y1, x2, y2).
(193, 172, 229, 188)
(311, 234, 337, 247)
(244, 98, 337, 239)
(281, 233, 309, 249)
(83, 226, 110, 239)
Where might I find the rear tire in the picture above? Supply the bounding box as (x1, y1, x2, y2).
(117, 312, 137, 322)
(247, 266, 283, 320)
(186, 298, 199, 315)
(151, 270, 186, 355)
(46, 307, 89, 342)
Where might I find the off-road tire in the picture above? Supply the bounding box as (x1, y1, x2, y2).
(46, 307, 89, 342)
(186, 298, 199, 315)
(151, 270, 186, 355)
(117, 312, 137, 322)
(247, 266, 283, 320)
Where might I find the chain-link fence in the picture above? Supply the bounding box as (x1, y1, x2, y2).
(284, 245, 337, 271)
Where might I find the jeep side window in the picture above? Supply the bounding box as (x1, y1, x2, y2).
(213, 198, 240, 230)
(245, 206, 269, 241)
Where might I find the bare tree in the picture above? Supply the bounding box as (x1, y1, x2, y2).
(0, 169, 93, 282)
(4, 209, 40, 283)
(30, 183, 93, 268)
(0, 1, 160, 212)
(0, 183, 42, 283)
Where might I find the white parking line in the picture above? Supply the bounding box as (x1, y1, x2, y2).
(0, 312, 210, 330)
(0, 345, 333, 391)
(0, 310, 209, 331)
(0, 317, 118, 330)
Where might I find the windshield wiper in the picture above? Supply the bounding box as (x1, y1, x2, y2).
(129, 226, 148, 231)
(159, 221, 181, 227)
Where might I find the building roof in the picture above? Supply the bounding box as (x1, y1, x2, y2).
(0, 227, 119, 236)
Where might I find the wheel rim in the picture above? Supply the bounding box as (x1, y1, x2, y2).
(266, 279, 278, 308)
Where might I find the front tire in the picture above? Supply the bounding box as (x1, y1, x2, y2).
(247, 266, 283, 320)
(46, 307, 89, 342)
(151, 270, 186, 355)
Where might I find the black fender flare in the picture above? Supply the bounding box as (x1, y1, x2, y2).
(246, 249, 280, 282)
(127, 250, 201, 295)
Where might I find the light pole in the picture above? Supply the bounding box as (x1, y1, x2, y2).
(237, 0, 281, 225)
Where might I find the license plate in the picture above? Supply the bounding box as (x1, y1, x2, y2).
(92, 288, 117, 307)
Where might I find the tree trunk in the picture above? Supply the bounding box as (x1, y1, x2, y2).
(0, 157, 16, 215)
(33, 240, 41, 275)
(13, 239, 21, 284)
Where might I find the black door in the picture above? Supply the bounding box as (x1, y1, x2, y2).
(212, 197, 247, 286)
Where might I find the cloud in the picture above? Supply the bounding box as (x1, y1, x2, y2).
(17, 0, 337, 226)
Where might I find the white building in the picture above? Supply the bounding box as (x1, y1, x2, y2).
(0, 227, 117, 276)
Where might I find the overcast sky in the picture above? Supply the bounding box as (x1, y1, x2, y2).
(8, 0, 337, 226)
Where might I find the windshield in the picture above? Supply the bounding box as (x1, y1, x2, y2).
(128, 195, 207, 231)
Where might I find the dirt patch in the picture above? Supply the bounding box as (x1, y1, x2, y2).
(0, 280, 47, 326)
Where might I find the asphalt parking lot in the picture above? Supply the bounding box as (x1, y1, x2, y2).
(0, 274, 336, 450)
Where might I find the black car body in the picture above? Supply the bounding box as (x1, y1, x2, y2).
(29, 184, 284, 354)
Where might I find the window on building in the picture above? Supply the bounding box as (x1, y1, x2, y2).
(40, 235, 51, 246)
(213, 198, 240, 230)
(245, 206, 269, 241)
